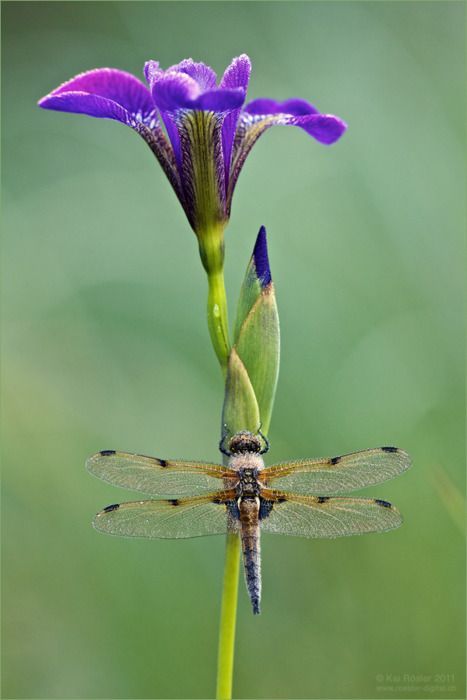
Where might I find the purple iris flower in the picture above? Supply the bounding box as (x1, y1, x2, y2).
(39, 54, 346, 266)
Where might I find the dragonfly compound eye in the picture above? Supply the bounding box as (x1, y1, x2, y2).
(229, 431, 262, 454)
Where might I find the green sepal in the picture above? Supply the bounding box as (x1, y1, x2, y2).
(222, 348, 261, 435)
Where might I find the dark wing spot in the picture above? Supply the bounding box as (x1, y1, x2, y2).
(330, 456, 341, 465)
(374, 499, 392, 508)
(103, 503, 120, 513)
(157, 459, 168, 467)
(100, 450, 116, 456)
(381, 446, 398, 453)
(212, 495, 228, 505)
(316, 496, 330, 504)
(168, 499, 179, 507)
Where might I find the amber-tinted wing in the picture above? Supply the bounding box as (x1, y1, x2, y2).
(86, 450, 236, 496)
(93, 493, 239, 539)
(260, 489, 403, 538)
(262, 447, 411, 495)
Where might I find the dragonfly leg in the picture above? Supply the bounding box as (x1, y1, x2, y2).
(257, 426, 270, 454)
(219, 423, 232, 456)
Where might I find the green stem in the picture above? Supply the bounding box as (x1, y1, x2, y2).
(207, 270, 230, 373)
(199, 228, 239, 699)
(208, 269, 240, 698)
(216, 533, 241, 700)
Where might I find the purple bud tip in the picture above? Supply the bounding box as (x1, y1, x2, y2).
(253, 226, 271, 287)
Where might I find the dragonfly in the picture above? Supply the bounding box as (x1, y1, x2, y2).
(87, 431, 411, 614)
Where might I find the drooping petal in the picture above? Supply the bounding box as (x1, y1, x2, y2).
(219, 54, 252, 189)
(226, 100, 347, 211)
(244, 98, 346, 143)
(38, 67, 182, 207)
(38, 68, 155, 123)
(298, 114, 348, 144)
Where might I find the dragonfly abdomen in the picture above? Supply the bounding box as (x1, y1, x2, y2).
(239, 497, 261, 615)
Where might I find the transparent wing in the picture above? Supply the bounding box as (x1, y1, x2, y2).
(260, 490, 403, 538)
(262, 447, 411, 495)
(86, 450, 234, 496)
(93, 494, 238, 539)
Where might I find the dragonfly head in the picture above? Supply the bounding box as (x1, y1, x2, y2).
(228, 430, 262, 455)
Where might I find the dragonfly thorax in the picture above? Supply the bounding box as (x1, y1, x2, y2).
(229, 451, 264, 474)
(237, 467, 262, 497)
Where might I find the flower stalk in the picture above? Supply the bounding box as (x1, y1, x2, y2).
(207, 268, 230, 373)
(198, 222, 230, 372)
(209, 256, 239, 699)
(216, 533, 241, 700)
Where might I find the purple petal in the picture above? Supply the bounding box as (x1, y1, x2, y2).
(167, 58, 217, 90)
(253, 226, 271, 287)
(144, 60, 161, 86)
(220, 55, 252, 188)
(244, 97, 319, 117)
(38, 91, 132, 122)
(243, 97, 347, 144)
(298, 114, 348, 144)
(38, 68, 154, 122)
(143, 62, 184, 166)
(151, 71, 244, 113)
(38, 67, 183, 217)
(226, 106, 347, 213)
(161, 114, 183, 169)
(151, 71, 201, 112)
(194, 88, 245, 111)
(220, 54, 251, 91)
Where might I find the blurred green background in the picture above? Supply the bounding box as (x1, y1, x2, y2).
(2, 2, 465, 698)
